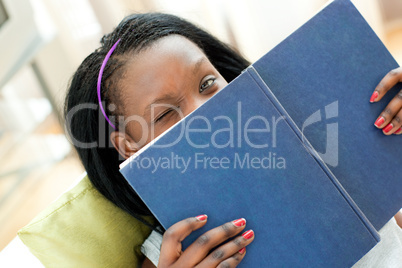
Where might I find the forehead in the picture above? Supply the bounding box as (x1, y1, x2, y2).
(118, 35, 210, 112)
(129, 34, 207, 76)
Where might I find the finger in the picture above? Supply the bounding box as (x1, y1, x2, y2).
(179, 218, 247, 266)
(374, 90, 402, 129)
(370, 67, 402, 103)
(216, 249, 246, 268)
(394, 127, 402, 135)
(158, 215, 208, 266)
(196, 230, 254, 268)
(382, 108, 402, 135)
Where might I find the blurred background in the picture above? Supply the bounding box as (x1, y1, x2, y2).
(0, 0, 401, 251)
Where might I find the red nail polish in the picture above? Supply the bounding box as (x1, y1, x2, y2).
(233, 218, 246, 227)
(374, 117, 385, 127)
(196, 214, 207, 221)
(242, 230, 254, 240)
(370, 91, 378, 102)
(383, 123, 393, 133)
(238, 248, 246, 254)
(395, 127, 402, 134)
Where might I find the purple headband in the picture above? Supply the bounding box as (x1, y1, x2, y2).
(97, 39, 121, 130)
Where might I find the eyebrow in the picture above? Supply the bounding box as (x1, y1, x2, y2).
(143, 57, 208, 118)
(193, 57, 207, 75)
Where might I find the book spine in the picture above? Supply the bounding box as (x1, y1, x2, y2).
(246, 66, 381, 242)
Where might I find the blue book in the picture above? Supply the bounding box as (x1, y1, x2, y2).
(252, 0, 402, 232)
(120, 0, 402, 266)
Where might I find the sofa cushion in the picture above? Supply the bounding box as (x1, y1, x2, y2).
(18, 174, 154, 267)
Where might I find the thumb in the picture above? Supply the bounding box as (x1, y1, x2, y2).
(158, 215, 208, 266)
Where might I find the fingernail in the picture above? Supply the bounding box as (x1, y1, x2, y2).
(395, 127, 402, 134)
(370, 91, 379, 102)
(233, 218, 246, 227)
(242, 230, 254, 240)
(196, 214, 207, 221)
(383, 123, 393, 133)
(238, 248, 246, 254)
(374, 117, 385, 127)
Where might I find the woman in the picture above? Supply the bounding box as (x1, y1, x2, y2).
(65, 13, 254, 267)
(64, 13, 402, 267)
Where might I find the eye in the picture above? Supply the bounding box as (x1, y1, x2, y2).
(154, 106, 180, 123)
(199, 76, 217, 94)
(154, 109, 173, 123)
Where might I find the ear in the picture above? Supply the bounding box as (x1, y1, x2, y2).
(110, 131, 139, 159)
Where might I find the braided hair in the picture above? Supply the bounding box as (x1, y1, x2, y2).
(64, 13, 250, 232)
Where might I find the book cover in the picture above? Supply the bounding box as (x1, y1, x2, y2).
(121, 69, 378, 267)
(120, 0, 401, 266)
(252, 0, 402, 230)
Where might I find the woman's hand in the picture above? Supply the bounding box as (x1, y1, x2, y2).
(370, 67, 402, 135)
(157, 215, 254, 268)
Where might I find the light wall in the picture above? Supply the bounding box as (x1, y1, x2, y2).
(4, 0, 402, 118)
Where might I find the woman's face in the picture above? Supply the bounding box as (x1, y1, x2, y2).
(111, 35, 228, 157)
